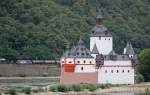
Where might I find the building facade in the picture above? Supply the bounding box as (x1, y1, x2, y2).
(60, 14, 138, 84)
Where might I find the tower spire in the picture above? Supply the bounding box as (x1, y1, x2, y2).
(96, 9, 103, 25)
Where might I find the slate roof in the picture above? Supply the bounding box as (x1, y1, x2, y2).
(109, 50, 117, 55)
(124, 42, 135, 55)
(103, 54, 130, 60)
(91, 44, 99, 54)
(62, 38, 93, 58)
(91, 25, 112, 37)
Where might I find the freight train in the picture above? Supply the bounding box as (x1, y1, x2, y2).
(16, 60, 60, 64)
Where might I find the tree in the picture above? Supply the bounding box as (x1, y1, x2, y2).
(137, 48, 150, 81)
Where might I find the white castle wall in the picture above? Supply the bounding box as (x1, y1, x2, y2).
(90, 37, 113, 55)
(98, 60, 134, 84)
(75, 65, 96, 73)
(60, 57, 96, 73)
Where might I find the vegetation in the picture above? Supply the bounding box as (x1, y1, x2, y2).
(8, 88, 17, 95)
(145, 88, 150, 95)
(49, 83, 111, 92)
(0, 0, 149, 60)
(23, 87, 31, 95)
(137, 49, 150, 81)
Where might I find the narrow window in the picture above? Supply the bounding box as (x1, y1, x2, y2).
(82, 53, 84, 56)
(81, 67, 83, 71)
(90, 61, 92, 64)
(105, 38, 106, 40)
(105, 70, 107, 73)
(128, 70, 130, 73)
(122, 70, 124, 73)
(77, 61, 80, 63)
(84, 60, 86, 63)
(111, 70, 113, 73)
(116, 70, 119, 73)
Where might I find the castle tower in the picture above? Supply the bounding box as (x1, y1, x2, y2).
(90, 15, 113, 55)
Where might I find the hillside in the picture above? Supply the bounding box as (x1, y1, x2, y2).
(0, 0, 150, 60)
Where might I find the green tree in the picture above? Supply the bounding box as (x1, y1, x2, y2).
(138, 48, 150, 81)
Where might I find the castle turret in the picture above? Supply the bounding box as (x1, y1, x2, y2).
(91, 44, 99, 58)
(90, 14, 113, 55)
(123, 42, 135, 58)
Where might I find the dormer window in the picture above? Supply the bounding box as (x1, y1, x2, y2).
(82, 53, 84, 56)
(105, 31, 108, 35)
(68, 53, 70, 56)
(92, 31, 94, 34)
(99, 36, 101, 40)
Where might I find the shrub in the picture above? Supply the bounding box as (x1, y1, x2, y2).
(72, 84, 83, 92)
(97, 84, 109, 89)
(87, 84, 98, 91)
(16, 88, 24, 93)
(57, 85, 70, 92)
(3, 89, 9, 94)
(23, 87, 31, 95)
(32, 88, 39, 93)
(145, 88, 150, 95)
(49, 85, 58, 92)
(8, 88, 16, 95)
(135, 74, 145, 83)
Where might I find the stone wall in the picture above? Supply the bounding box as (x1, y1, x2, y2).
(0, 64, 60, 77)
(60, 70, 98, 84)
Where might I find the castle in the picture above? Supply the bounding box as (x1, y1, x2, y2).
(60, 14, 138, 84)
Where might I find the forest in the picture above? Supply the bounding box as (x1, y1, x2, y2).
(0, 0, 150, 60)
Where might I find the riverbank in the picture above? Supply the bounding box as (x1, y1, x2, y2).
(1, 82, 150, 95)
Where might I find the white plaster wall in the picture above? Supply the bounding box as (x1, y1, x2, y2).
(75, 58, 95, 64)
(90, 37, 113, 55)
(60, 58, 75, 65)
(75, 65, 96, 73)
(98, 60, 134, 84)
(104, 60, 131, 65)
